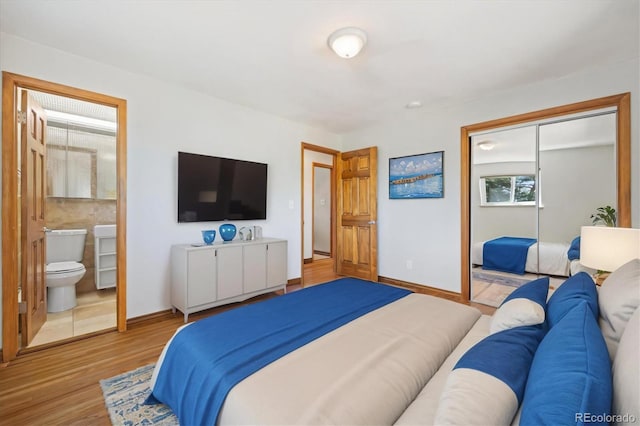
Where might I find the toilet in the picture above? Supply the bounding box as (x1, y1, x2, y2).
(46, 229, 87, 313)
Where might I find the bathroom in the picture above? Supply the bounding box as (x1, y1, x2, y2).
(27, 90, 118, 347)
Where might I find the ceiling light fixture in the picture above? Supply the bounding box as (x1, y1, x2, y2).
(327, 27, 367, 59)
(477, 141, 495, 151)
(405, 100, 423, 109)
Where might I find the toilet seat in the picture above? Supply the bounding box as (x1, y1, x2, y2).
(46, 261, 85, 274)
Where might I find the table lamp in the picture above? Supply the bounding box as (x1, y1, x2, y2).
(580, 226, 640, 284)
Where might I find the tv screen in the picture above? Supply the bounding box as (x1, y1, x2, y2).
(177, 151, 267, 222)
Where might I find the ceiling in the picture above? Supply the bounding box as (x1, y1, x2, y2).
(1, 0, 638, 134)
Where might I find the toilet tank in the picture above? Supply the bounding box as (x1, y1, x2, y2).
(46, 229, 87, 264)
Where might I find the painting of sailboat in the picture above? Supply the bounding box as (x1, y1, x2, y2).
(389, 151, 444, 199)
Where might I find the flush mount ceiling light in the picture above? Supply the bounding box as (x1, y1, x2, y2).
(477, 141, 495, 151)
(327, 27, 367, 59)
(405, 100, 423, 109)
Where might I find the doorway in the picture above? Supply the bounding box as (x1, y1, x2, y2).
(2, 72, 127, 362)
(301, 143, 338, 287)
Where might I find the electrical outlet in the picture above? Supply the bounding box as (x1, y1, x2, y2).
(406, 260, 413, 270)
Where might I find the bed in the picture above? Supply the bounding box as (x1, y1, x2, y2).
(148, 261, 640, 425)
(472, 239, 572, 276)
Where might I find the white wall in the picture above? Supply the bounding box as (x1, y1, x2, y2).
(538, 145, 616, 242)
(471, 161, 538, 242)
(0, 33, 341, 325)
(313, 167, 331, 254)
(302, 150, 332, 259)
(341, 58, 640, 293)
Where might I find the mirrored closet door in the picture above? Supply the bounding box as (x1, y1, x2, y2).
(469, 110, 617, 307)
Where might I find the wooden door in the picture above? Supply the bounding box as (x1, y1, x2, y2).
(21, 91, 48, 345)
(336, 147, 378, 280)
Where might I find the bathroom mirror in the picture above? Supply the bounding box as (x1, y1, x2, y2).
(31, 90, 117, 200)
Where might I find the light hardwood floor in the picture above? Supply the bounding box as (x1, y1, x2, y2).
(0, 259, 491, 425)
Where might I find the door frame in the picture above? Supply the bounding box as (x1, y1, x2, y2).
(300, 142, 338, 287)
(2, 72, 128, 362)
(460, 93, 631, 303)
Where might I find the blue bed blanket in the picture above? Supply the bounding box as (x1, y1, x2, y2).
(483, 236, 537, 275)
(147, 278, 411, 425)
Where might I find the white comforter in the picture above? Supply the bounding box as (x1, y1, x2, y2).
(207, 293, 482, 425)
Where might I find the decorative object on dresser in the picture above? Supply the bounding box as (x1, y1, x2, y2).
(170, 238, 287, 322)
(238, 226, 252, 241)
(219, 223, 237, 241)
(201, 229, 216, 245)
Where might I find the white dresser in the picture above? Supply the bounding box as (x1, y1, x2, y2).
(170, 238, 287, 322)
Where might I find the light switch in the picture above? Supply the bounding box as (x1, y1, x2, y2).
(288, 200, 294, 209)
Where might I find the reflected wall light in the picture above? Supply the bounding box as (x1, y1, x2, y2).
(327, 27, 367, 59)
(477, 141, 495, 151)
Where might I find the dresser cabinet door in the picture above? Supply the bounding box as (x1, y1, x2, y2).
(243, 244, 267, 293)
(187, 249, 217, 306)
(267, 241, 288, 287)
(217, 246, 244, 299)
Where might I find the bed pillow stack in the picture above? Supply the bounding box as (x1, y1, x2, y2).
(520, 271, 612, 425)
(434, 277, 549, 424)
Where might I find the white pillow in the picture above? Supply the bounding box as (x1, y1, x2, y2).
(599, 258, 640, 359)
(612, 307, 639, 424)
(490, 298, 545, 334)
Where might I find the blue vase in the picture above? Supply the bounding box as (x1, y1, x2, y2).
(201, 230, 216, 245)
(219, 223, 237, 242)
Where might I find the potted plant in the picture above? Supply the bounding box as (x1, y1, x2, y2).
(591, 205, 616, 227)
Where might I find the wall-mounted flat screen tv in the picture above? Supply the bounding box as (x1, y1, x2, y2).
(178, 151, 267, 222)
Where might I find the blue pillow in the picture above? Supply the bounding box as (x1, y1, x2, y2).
(520, 302, 612, 426)
(546, 272, 598, 327)
(502, 276, 549, 309)
(435, 325, 546, 424)
(567, 236, 581, 261)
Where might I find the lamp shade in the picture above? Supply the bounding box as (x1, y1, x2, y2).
(580, 226, 640, 272)
(328, 27, 367, 59)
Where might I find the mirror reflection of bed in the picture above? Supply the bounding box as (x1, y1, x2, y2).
(470, 238, 593, 306)
(470, 111, 616, 307)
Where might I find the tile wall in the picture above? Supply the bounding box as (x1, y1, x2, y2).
(46, 198, 116, 294)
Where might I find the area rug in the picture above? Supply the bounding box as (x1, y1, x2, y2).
(472, 270, 532, 288)
(100, 363, 178, 426)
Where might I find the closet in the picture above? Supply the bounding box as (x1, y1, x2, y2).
(461, 94, 631, 305)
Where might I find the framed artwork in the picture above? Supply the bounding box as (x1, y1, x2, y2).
(389, 150, 444, 199)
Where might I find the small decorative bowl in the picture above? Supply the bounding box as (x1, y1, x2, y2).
(201, 230, 216, 245)
(219, 223, 237, 242)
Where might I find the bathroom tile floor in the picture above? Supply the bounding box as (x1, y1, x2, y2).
(28, 289, 116, 348)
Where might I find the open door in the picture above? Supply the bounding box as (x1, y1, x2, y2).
(336, 147, 378, 281)
(20, 91, 48, 345)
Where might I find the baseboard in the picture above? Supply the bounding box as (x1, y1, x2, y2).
(127, 309, 174, 326)
(313, 250, 330, 257)
(287, 277, 301, 285)
(378, 276, 464, 303)
(303, 258, 313, 264)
